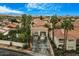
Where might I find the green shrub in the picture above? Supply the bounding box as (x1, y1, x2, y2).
(22, 43, 28, 49)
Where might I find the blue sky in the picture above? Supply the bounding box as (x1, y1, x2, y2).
(0, 3, 79, 16)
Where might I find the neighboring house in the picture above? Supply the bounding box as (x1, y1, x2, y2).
(0, 27, 10, 35)
(7, 23, 17, 28)
(52, 29, 76, 50)
(52, 27, 79, 50)
(0, 20, 17, 36)
(31, 18, 53, 55)
(48, 19, 79, 51)
(31, 18, 49, 37)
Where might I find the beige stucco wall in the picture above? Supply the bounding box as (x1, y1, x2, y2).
(54, 37, 60, 48)
(31, 27, 48, 36)
(66, 39, 76, 50)
(54, 37, 76, 50)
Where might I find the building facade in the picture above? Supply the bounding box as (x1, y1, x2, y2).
(31, 18, 50, 55)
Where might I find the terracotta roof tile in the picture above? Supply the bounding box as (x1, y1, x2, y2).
(32, 19, 47, 27)
(7, 23, 16, 28)
(53, 28, 79, 40)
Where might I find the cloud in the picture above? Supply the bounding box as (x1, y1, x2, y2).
(26, 3, 45, 10)
(26, 3, 62, 14)
(0, 5, 24, 14)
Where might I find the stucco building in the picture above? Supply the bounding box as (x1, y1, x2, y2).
(31, 17, 54, 55)
(53, 19, 79, 50)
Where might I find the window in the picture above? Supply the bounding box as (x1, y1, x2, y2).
(68, 46, 74, 49)
(40, 32, 46, 36)
(33, 32, 38, 36)
(58, 45, 63, 49)
(59, 39, 64, 43)
(59, 39, 63, 41)
(68, 39, 74, 41)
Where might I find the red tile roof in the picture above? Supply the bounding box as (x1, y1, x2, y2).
(52, 28, 79, 40)
(7, 23, 16, 28)
(32, 19, 47, 27)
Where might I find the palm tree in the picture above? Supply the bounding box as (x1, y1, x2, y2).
(61, 17, 74, 52)
(50, 15, 58, 42)
(40, 15, 43, 20)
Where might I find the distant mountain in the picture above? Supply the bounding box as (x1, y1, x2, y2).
(0, 13, 22, 17)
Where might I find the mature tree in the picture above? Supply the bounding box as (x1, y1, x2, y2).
(50, 15, 58, 41)
(18, 33, 26, 42)
(21, 14, 27, 29)
(61, 17, 74, 51)
(8, 30, 17, 46)
(21, 14, 32, 47)
(26, 15, 32, 47)
(0, 33, 4, 40)
(21, 14, 32, 36)
(9, 18, 17, 23)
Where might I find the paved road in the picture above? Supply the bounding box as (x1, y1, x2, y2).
(0, 48, 32, 56)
